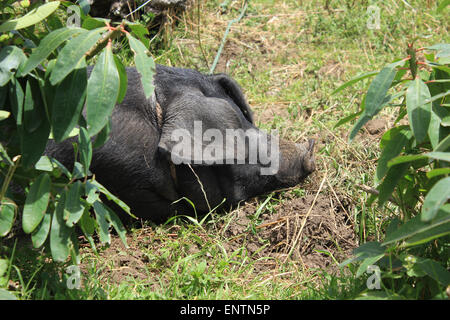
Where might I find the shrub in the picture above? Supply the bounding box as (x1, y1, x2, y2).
(335, 40, 450, 299)
(0, 0, 155, 296)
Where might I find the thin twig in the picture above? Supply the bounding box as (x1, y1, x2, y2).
(187, 163, 211, 212)
(209, 0, 248, 74)
(284, 168, 328, 263)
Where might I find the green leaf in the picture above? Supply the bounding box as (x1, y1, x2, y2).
(353, 241, 385, 258)
(426, 167, 450, 179)
(126, 33, 155, 99)
(51, 58, 87, 142)
(426, 151, 450, 162)
(65, 181, 84, 227)
(333, 110, 363, 129)
(92, 118, 111, 149)
(387, 154, 429, 168)
(407, 211, 450, 246)
(127, 22, 150, 49)
(89, 180, 133, 217)
(0, 289, 17, 300)
(35, 156, 71, 179)
(0, 111, 10, 121)
(20, 115, 51, 167)
(50, 192, 73, 262)
(80, 209, 95, 236)
(22, 173, 51, 234)
(0, 259, 7, 277)
(434, 134, 450, 152)
(0, 46, 26, 86)
(348, 94, 393, 142)
(415, 258, 450, 286)
(8, 78, 24, 126)
(0, 143, 13, 166)
(79, 209, 96, 253)
(0, 200, 16, 237)
(383, 205, 450, 246)
(348, 114, 371, 142)
(23, 78, 44, 133)
(0, 1, 60, 32)
(113, 55, 127, 104)
(50, 27, 104, 85)
(93, 201, 111, 244)
(31, 212, 51, 248)
(100, 203, 128, 248)
(332, 71, 378, 95)
(78, 127, 92, 176)
(377, 163, 409, 207)
(356, 255, 384, 278)
(365, 66, 398, 117)
(19, 27, 86, 76)
(86, 45, 120, 137)
(421, 177, 450, 222)
(82, 17, 109, 30)
(85, 181, 100, 205)
(376, 126, 412, 183)
(406, 78, 432, 144)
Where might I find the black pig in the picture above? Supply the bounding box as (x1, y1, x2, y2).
(46, 65, 316, 222)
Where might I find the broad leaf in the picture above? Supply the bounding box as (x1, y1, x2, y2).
(22, 173, 51, 234)
(0, 200, 16, 237)
(8, 78, 24, 126)
(51, 58, 87, 142)
(89, 180, 132, 217)
(127, 33, 155, 99)
(0, 111, 10, 121)
(127, 22, 150, 49)
(0, 46, 26, 86)
(20, 115, 51, 167)
(0, 1, 60, 32)
(65, 181, 85, 227)
(78, 127, 92, 176)
(377, 163, 409, 207)
(426, 167, 450, 179)
(387, 154, 428, 168)
(421, 176, 450, 222)
(50, 27, 104, 85)
(50, 192, 73, 262)
(113, 55, 127, 104)
(23, 78, 44, 133)
(19, 27, 86, 76)
(86, 45, 119, 136)
(426, 151, 450, 163)
(376, 126, 412, 183)
(365, 66, 398, 117)
(99, 202, 128, 248)
(93, 201, 111, 244)
(31, 212, 51, 248)
(406, 78, 432, 144)
(415, 258, 450, 286)
(92, 118, 111, 149)
(383, 205, 450, 246)
(332, 71, 378, 95)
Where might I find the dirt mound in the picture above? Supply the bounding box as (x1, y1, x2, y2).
(222, 193, 357, 272)
(80, 191, 357, 284)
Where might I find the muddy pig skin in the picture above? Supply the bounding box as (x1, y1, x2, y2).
(46, 65, 316, 222)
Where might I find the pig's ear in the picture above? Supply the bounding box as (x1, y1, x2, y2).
(157, 92, 250, 165)
(210, 73, 254, 124)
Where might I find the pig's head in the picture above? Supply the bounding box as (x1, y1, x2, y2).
(155, 68, 316, 212)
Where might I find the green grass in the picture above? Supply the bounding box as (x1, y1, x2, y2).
(1, 0, 449, 300)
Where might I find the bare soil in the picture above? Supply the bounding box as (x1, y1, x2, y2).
(81, 190, 357, 284)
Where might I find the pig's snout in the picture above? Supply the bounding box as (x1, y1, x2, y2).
(295, 138, 316, 177)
